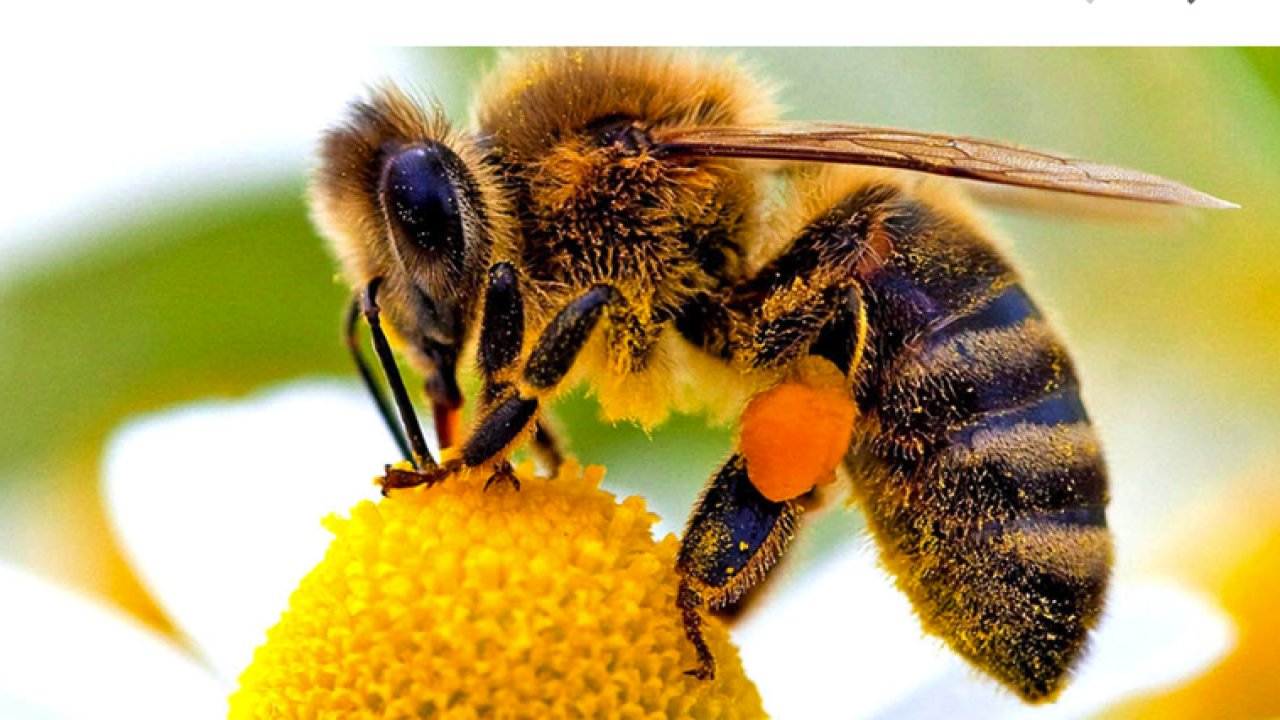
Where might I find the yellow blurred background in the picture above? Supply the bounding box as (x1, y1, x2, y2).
(0, 48, 1277, 715)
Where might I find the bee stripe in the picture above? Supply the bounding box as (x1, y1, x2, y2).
(975, 505, 1108, 542)
(933, 282, 1042, 340)
(948, 519, 1111, 699)
(800, 182, 1115, 702)
(947, 389, 1090, 446)
(879, 317, 1075, 454)
(929, 422, 1107, 525)
(915, 321, 1071, 409)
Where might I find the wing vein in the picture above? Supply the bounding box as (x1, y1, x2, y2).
(652, 123, 1235, 209)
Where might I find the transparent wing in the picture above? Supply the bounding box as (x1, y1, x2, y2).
(652, 123, 1235, 209)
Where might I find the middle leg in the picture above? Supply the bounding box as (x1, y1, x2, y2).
(532, 416, 567, 474)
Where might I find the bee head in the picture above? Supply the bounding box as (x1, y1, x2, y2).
(376, 139, 486, 408)
(313, 86, 508, 412)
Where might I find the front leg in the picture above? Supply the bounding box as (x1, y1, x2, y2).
(477, 262, 525, 395)
(461, 284, 617, 467)
(479, 264, 565, 472)
(378, 262, 525, 494)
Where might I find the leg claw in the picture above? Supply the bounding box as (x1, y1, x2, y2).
(483, 465, 521, 492)
(380, 459, 460, 496)
(683, 664, 716, 681)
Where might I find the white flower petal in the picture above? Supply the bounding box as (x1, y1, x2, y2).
(735, 543, 953, 720)
(737, 544, 1234, 720)
(103, 380, 405, 684)
(0, 693, 61, 720)
(871, 580, 1235, 720)
(0, 560, 223, 720)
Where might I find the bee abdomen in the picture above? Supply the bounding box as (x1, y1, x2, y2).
(857, 279, 1112, 701)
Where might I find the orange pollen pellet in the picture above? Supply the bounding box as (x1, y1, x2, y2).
(738, 379, 858, 503)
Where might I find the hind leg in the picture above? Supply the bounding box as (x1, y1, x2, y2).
(676, 454, 800, 679)
(676, 291, 866, 677)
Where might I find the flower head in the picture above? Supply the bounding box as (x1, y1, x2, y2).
(230, 459, 764, 719)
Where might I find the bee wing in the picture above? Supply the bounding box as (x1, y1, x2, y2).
(652, 123, 1235, 209)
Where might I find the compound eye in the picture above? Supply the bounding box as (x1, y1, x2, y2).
(380, 143, 465, 257)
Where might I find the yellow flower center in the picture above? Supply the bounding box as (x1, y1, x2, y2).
(229, 460, 765, 718)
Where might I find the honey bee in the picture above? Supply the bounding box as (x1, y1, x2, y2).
(310, 48, 1231, 703)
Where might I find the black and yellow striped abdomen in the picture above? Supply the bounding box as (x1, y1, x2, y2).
(844, 186, 1112, 701)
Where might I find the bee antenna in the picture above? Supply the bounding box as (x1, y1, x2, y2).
(349, 279, 438, 471)
(345, 296, 414, 464)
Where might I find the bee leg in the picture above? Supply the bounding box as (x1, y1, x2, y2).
(460, 284, 618, 472)
(691, 290, 862, 623)
(521, 285, 619, 389)
(352, 278, 439, 478)
(677, 580, 716, 680)
(476, 263, 567, 474)
(744, 289, 842, 369)
(460, 392, 540, 469)
(434, 260, 526, 456)
(483, 459, 521, 492)
(382, 463, 448, 495)
(478, 262, 524, 384)
(795, 286, 866, 381)
(532, 417, 566, 473)
(676, 454, 800, 680)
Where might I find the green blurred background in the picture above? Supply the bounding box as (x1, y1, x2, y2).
(1, 48, 1277, 716)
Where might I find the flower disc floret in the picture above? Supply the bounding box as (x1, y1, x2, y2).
(230, 460, 764, 719)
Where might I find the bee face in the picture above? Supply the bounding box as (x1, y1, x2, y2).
(312, 87, 512, 411)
